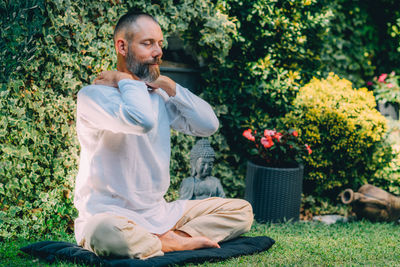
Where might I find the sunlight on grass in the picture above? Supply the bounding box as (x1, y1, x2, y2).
(2, 220, 400, 266)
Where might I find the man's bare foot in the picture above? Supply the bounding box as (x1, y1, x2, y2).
(158, 230, 220, 253)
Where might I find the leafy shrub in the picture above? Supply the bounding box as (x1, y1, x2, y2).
(387, 12, 400, 69)
(0, 0, 78, 240)
(0, 0, 45, 84)
(321, 0, 400, 88)
(284, 74, 394, 199)
(320, 0, 377, 87)
(202, 0, 334, 179)
(300, 194, 351, 220)
(390, 17, 400, 53)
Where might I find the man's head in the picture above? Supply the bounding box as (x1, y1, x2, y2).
(114, 12, 163, 82)
(190, 139, 215, 178)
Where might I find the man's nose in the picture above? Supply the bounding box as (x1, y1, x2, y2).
(152, 44, 162, 58)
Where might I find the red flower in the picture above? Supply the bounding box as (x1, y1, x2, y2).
(261, 136, 274, 148)
(388, 83, 394, 88)
(274, 132, 283, 142)
(243, 129, 255, 142)
(367, 81, 373, 86)
(292, 131, 298, 137)
(264, 129, 276, 137)
(378, 73, 387, 83)
(305, 144, 312, 154)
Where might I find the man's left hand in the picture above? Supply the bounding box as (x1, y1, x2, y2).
(147, 75, 176, 97)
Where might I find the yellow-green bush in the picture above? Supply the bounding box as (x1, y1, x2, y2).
(285, 73, 394, 198)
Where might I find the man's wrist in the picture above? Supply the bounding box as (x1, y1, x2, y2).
(146, 75, 176, 96)
(160, 77, 176, 97)
(164, 83, 176, 97)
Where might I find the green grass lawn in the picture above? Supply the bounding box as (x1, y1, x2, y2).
(1, 220, 399, 266)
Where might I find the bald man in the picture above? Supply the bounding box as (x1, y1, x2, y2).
(73, 11, 253, 259)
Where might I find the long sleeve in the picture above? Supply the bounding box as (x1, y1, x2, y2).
(165, 84, 219, 136)
(77, 79, 156, 135)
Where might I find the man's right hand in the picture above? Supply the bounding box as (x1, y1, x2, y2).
(93, 71, 135, 88)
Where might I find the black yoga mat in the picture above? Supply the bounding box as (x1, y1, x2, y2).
(21, 236, 275, 266)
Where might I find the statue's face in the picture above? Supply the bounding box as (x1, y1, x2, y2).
(195, 157, 214, 179)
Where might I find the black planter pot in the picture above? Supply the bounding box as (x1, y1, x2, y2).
(245, 161, 304, 223)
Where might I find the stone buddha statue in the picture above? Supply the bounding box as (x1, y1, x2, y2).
(179, 139, 226, 200)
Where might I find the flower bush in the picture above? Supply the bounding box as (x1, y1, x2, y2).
(284, 73, 392, 199)
(243, 128, 311, 168)
(372, 72, 400, 104)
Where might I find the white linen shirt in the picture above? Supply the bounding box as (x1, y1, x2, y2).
(73, 79, 219, 244)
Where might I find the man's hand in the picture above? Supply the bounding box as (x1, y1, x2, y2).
(93, 71, 135, 88)
(146, 75, 176, 97)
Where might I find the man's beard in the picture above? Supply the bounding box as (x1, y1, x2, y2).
(126, 47, 162, 83)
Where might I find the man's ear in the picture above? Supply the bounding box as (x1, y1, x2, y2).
(116, 39, 128, 56)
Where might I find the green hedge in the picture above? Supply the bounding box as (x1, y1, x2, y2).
(201, 0, 334, 174)
(320, 0, 400, 87)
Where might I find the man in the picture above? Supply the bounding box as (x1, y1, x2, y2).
(73, 11, 253, 259)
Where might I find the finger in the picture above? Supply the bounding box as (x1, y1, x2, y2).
(146, 83, 157, 89)
(94, 79, 106, 85)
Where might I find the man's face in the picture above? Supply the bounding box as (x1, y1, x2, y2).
(125, 17, 163, 82)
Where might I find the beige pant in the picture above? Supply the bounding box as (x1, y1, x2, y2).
(80, 197, 253, 259)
